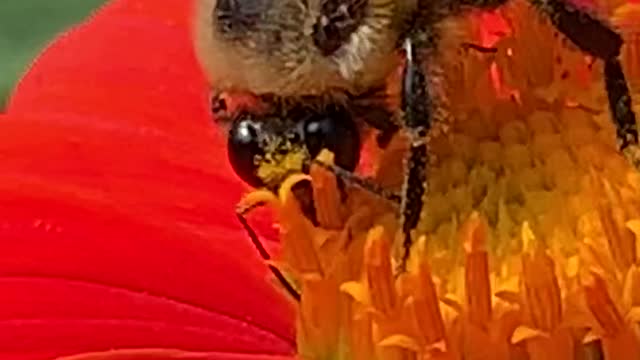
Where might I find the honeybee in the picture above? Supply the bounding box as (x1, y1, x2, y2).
(193, 0, 638, 300)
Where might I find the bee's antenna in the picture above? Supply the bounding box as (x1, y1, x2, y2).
(236, 204, 302, 302)
(310, 159, 402, 204)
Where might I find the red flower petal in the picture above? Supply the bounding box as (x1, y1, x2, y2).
(5, 0, 279, 241)
(7, 0, 206, 140)
(0, 113, 295, 358)
(56, 349, 295, 360)
(0, 0, 295, 357)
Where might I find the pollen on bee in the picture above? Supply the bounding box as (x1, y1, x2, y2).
(255, 144, 308, 188)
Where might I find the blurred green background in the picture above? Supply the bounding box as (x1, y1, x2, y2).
(0, 0, 106, 109)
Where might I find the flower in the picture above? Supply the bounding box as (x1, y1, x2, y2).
(238, 1, 640, 359)
(0, 0, 295, 358)
(3, 0, 640, 359)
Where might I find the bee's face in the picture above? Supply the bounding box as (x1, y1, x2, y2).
(226, 102, 361, 189)
(193, 0, 410, 97)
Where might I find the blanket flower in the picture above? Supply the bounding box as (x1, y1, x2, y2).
(1, 0, 639, 359)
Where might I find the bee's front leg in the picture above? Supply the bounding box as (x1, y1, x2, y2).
(527, 0, 639, 167)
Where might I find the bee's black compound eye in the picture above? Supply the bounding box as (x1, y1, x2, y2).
(227, 116, 267, 188)
(227, 106, 361, 189)
(302, 105, 360, 171)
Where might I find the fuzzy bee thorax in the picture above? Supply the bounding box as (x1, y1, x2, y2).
(193, 0, 410, 98)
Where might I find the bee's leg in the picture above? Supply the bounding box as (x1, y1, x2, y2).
(396, 35, 434, 273)
(528, 0, 639, 166)
(236, 203, 301, 302)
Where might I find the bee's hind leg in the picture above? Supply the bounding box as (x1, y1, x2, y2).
(606, 58, 640, 167)
(528, 0, 639, 167)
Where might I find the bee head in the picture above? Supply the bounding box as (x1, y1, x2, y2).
(226, 101, 361, 189)
(194, 0, 412, 97)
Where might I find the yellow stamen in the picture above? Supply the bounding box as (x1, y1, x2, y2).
(277, 174, 324, 276)
(584, 273, 640, 359)
(462, 213, 492, 329)
(311, 150, 346, 230)
(364, 226, 396, 316)
(412, 237, 447, 347)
